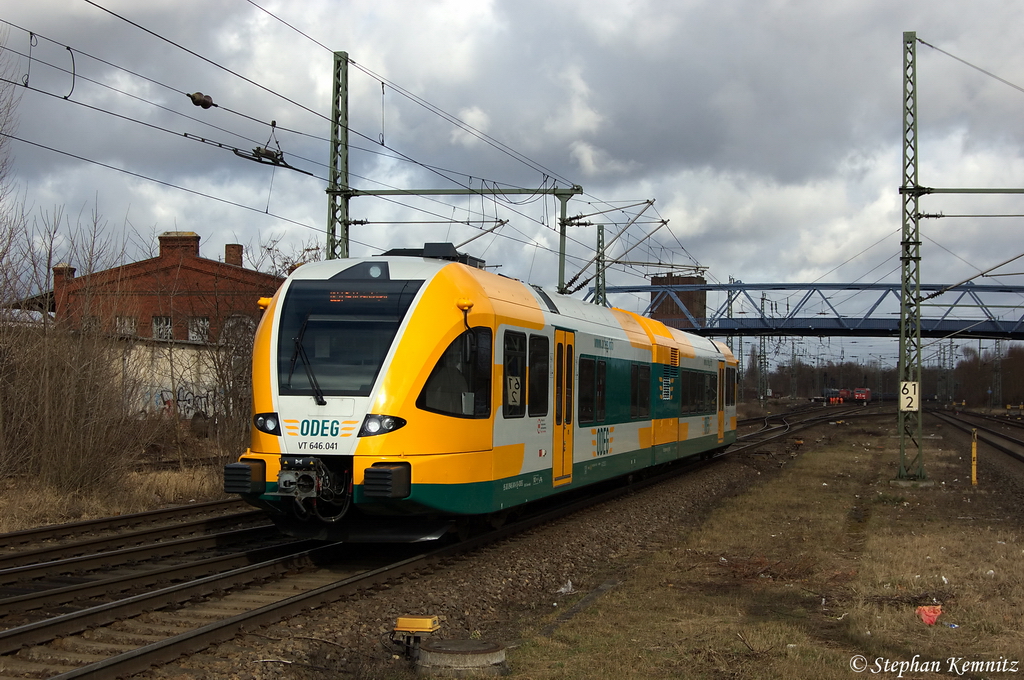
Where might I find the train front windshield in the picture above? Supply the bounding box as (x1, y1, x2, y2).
(277, 277, 423, 398)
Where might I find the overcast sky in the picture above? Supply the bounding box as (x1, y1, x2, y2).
(2, 0, 1023, 367)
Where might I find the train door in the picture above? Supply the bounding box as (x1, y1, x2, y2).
(717, 360, 726, 444)
(553, 329, 575, 487)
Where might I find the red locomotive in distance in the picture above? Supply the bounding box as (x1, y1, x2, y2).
(853, 387, 871, 404)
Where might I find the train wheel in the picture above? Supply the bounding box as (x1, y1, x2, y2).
(455, 518, 476, 542)
(488, 510, 511, 530)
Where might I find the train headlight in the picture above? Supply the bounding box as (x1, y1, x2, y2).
(359, 414, 407, 437)
(254, 412, 281, 436)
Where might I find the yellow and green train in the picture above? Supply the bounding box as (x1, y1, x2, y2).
(225, 248, 738, 541)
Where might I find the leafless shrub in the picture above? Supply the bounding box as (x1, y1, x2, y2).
(0, 208, 164, 495)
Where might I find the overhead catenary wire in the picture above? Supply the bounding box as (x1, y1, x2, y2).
(227, 1, 664, 263)
(243, 0, 575, 186)
(53, 10, 563, 214)
(3, 17, 511, 181)
(2, 23, 593, 265)
(1, 131, 348, 240)
(918, 37, 1024, 98)
(11, 5, 665, 288)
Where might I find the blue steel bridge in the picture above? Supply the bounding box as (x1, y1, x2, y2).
(592, 281, 1024, 340)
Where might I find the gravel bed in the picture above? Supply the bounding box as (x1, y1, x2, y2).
(138, 444, 796, 680)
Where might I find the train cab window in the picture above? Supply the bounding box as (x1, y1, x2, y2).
(503, 331, 526, 418)
(630, 364, 651, 419)
(708, 373, 718, 412)
(417, 328, 492, 418)
(527, 335, 549, 417)
(277, 278, 422, 399)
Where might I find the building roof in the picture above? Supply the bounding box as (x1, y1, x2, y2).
(11, 232, 284, 320)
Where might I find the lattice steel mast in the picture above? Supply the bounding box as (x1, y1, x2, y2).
(326, 51, 582, 285)
(897, 31, 926, 480)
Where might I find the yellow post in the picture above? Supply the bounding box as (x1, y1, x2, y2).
(971, 428, 977, 486)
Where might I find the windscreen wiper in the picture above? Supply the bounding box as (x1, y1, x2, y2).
(288, 315, 327, 405)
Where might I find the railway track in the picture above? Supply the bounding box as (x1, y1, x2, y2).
(1, 459, 733, 678)
(0, 499, 251, 554)
(0, 500, 330, 679)
(735, 404, 887, 452)
(0, 408, 863, 679)
(930, 410, 1024, 465)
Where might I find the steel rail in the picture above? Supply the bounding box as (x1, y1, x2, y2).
(930, 411, 1024, 464)
(0, 524, 284, 592)
(33, 457, 722, 679)
(0, 511, 268, 572)
(0, 498, 247, 550)
(0, 541, 350, 656)
(0, 537, 323, 618)
(8, 411, 865, 678)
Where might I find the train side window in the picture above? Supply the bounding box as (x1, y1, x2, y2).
(631, 363, 650, 419)
(596, 360, 606, 422)
(555, 343, 564, 426)
(578, 357, 595, 424)
(417, 327, 492, 418)
(528, 335, 549, 417)
(630, 365, 638, 418)
(503, 331, 526, 418)
(708, 373, 718, 412)
(725, 367, 737, 406)
(565, 345, 574, 425)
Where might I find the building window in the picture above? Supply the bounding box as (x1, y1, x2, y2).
(115, 316, 137, 336)
(220, 314, 256, 346)
(188, 316, 210, 343)
(152, 316, 173, 340)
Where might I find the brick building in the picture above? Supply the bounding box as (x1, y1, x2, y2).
(46, 231, 284, 418)
(52, 231, 283, 342)
(648, 273, 707, 329)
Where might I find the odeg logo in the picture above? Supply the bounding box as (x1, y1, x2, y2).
(299, 419, 340, 437)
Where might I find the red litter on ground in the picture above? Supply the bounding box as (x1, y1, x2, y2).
(916, 605, 942, 625)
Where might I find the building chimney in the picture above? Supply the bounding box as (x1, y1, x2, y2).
(158, 231, 201, 259)
(225, 243, 244, 267)
(52, 263, 76, 321)
(53, 263, 76, 282)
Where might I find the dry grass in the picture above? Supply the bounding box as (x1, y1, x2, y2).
(508, 419, 1024, 678)
(0, 463, 227, 533)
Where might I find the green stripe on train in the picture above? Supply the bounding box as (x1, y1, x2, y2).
(353, 432, 734, 515)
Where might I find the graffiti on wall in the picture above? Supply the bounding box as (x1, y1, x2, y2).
(148, 384, 218, 419)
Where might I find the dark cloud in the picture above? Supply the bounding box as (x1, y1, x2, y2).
(1, 0, 1023, 332)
